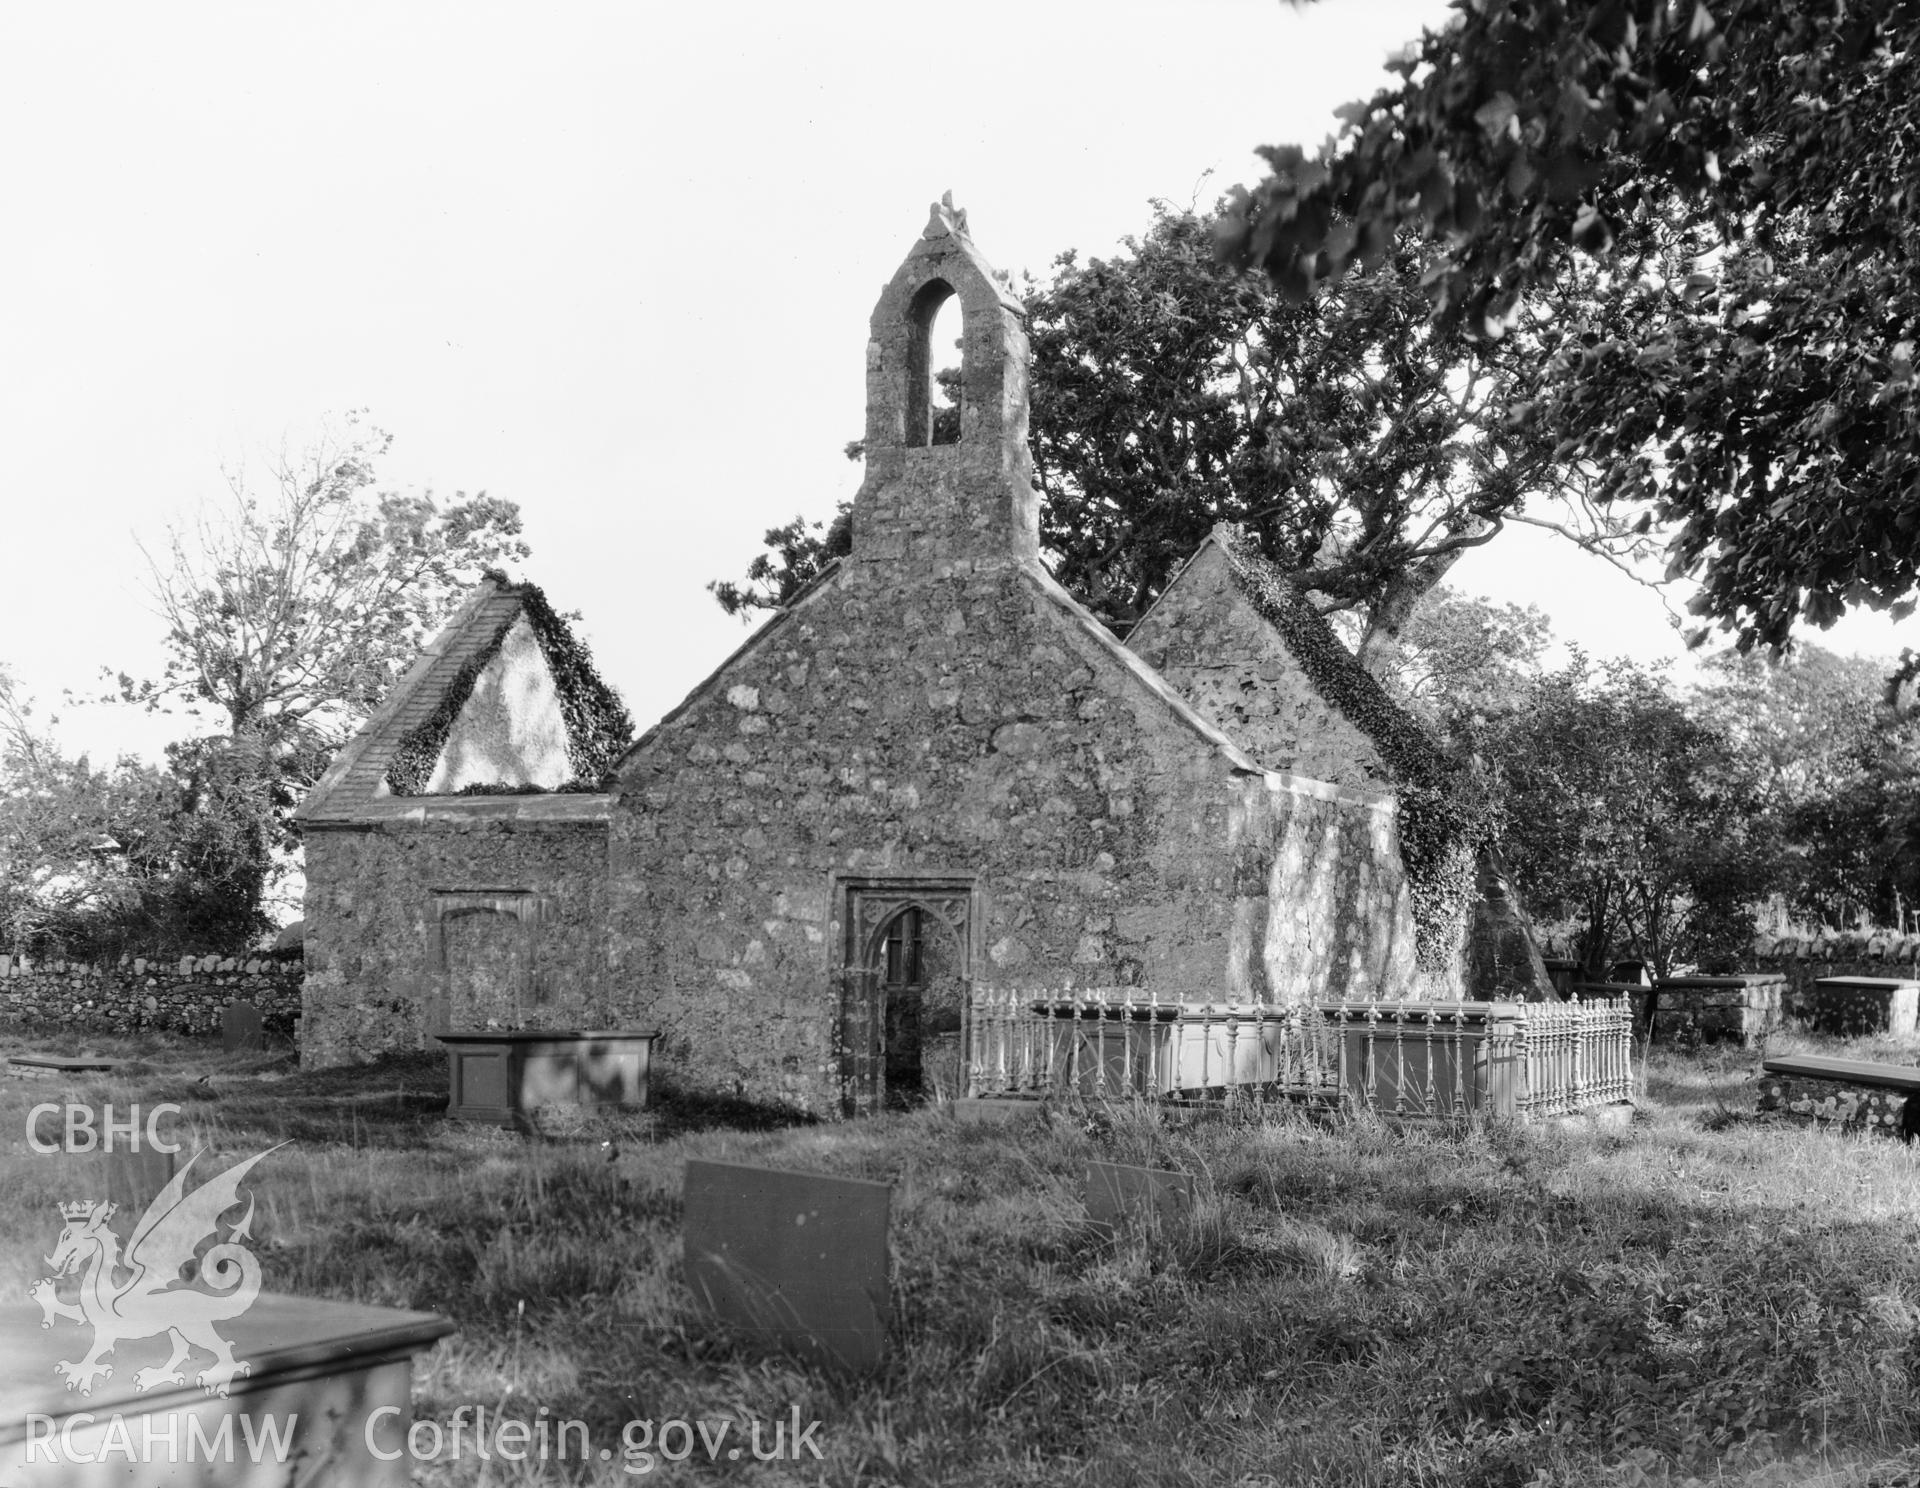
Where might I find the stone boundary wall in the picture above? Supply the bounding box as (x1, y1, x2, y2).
(1545, 937, 1920, 1025)
(0, 952, 303, 1039)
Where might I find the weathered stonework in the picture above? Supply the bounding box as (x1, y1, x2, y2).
(1129, 537, 1391, 790)
(1807, 976, 1920, 1036)
(1758, 1067, 1912, 1144)
(299, 202, 1425, 1113)
(1127, 529, 1553, 1004)
(295, 581, 621, 1066)
(299, 803, 610, 1065)
(0, 952, 302, 1038)
(602, 203, 1416, 1115)
(1648, 973, 1786, 1046)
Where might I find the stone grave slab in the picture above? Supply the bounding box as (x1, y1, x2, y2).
(221, 1000, 265, 1053)
(1085, 1160, 1194, 1234)
(682, 1159, 890, 1372)
(1759, 1053, 1920, 1140)
(40, 1111, 186, 1254)
(6, 1054, 122, 1081)
(0, 1294, 454, 1486)
(951, 1096, 1045, 1124)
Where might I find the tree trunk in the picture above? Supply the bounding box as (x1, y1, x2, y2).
(1351, 543, 1474, 681)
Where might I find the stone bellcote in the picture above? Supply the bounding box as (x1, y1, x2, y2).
(850, 196, 1040, 570)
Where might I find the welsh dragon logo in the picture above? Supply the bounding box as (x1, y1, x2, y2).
(28, 1145, 282, 1398)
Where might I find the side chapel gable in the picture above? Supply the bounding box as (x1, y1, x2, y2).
(298, 574, 627, 825)
(1127, 529, 1397, 792)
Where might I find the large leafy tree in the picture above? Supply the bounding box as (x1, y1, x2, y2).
(1221, 0, 1920, 650)
(118, 417, 529, 924)
(714, 206, 1653, 665)
(1693, 645, 1920, 926)
(126, 417, 528, 750)
(1376, 585, 1556, 729)
(0, 669, 268, 955)
(1026, 211, 1644, 654)
(0, 668, 136, 952)
(1478, 652, 1778, 977)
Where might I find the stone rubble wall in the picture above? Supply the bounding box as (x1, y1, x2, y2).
(1127, 540, 1393, 791)
(609, 552, 1418, 1116)
(1757, 1071, 1914, 1140)
(300, 813, 610, 1066)
(0, 951, 304, 1038)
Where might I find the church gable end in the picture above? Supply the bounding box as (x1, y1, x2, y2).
(301, 205, 1423, 1091)
(602, 206, 1419, 1113)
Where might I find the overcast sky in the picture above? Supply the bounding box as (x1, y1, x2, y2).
(2, 1, 1909, 765)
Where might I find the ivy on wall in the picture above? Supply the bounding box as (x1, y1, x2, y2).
(386, 575, 635, 796)
(1212, 524, 1495, 975)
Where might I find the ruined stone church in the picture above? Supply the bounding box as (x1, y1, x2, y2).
(297, 201, 1496, 1116)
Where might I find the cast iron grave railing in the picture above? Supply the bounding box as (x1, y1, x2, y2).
(965, 989, 1633, 1120)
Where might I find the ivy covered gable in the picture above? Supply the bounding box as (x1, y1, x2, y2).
(296, 573, 633, 825)
(1129, 524, 1495, 988)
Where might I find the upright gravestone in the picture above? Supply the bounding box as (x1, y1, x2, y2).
(1085, 1160, 1194, 1234)
(105, 1142, 179, 1222)
(222, 999, 265, 1053)
(43, 1106, 180, 1235)
(682, 1159, 891, 1372)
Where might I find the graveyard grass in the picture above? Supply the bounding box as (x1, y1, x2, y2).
(5, 1032, 1920, 1486)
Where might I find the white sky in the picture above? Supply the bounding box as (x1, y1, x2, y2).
(1, 0, 1910, 766)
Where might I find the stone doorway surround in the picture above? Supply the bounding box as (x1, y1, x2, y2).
(427, 889, 546, 1034)
(832, 873, 977, 1116)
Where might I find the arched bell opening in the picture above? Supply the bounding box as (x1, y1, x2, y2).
(905, 278, 963, 448)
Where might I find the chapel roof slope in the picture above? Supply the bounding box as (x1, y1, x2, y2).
(296, 573, 632, 826)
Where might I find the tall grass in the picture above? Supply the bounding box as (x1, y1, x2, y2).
(4, 1025, 1920, 1485)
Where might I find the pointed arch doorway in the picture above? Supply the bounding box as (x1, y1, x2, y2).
(835, 875, 976, 1117)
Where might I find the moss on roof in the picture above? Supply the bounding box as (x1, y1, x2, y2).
(385, 575, 634, 796)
